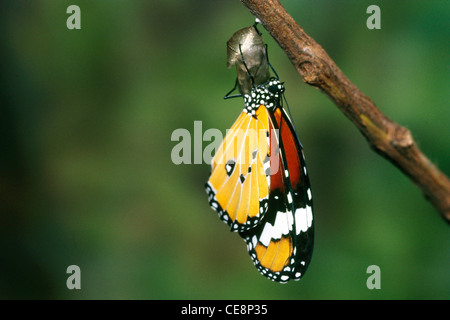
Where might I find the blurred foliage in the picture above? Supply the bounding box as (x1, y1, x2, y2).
(0, 0, 449, 299)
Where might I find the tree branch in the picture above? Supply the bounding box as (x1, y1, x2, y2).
(240, 0, 450, 223)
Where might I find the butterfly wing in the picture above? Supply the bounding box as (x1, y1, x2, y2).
(206, 105, 272, 232)
(239, 94, 314, 283)
(206, 78, 314, 283)
(273, 107, 314, 279)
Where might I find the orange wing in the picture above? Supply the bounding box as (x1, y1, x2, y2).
(206, 105, 272, 232)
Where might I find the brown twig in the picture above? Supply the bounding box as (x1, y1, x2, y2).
(240, 0, 450, 223)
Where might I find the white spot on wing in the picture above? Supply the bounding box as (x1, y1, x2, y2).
(252, 235, 258, 248)
(306, 205, 313, 224)
(287, 192, 293, 204)
(274, 211, 290, 238)
(295, 205, 313, 234)
(280, 275, 289, 282)
(259, 211, 292, 246)
(259, 223, 273, 247)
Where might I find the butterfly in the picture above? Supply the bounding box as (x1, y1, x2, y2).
(205, 25, 314, 283)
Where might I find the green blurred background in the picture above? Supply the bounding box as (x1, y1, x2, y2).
(1, 0, 449, 299)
